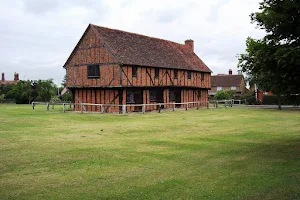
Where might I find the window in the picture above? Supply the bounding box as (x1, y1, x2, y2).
(169, 90, 175, 101)
(87, 64, 100, 78)
(188, 71, 192, 79)
(174, 70, 178, 79)
(197, 90, 201, 100)
(132, 66, 137, 77)
(126, 92, 135, 103)
(155, 68, 159, 78)
(150, 90, 157, 101)
(231, 86, 236, 90)
(217, 86, 222, 91)
(201, 72, 205, 81)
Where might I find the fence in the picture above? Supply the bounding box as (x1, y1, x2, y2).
(31, 101, 210, 114)
(210, 99, 235, 108)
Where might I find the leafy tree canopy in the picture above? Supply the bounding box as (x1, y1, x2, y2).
(238, 0, 300, 109)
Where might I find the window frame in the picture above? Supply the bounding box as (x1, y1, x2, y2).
(149, 90, 157, 102)
(188, 71, 192, 79)
(174, 70, 178, 79)
(201, 72, 205, 81)
(154, 68, 159, 78)
(132, 66, 137, 77)
(169, 90, 176, 101)
(126, 91, 135, 104)
(87, 64, 100, 79)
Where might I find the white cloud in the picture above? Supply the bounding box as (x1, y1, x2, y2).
(0, 0, 265, 84)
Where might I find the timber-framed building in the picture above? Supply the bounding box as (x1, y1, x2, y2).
(64, 24, 211, 112)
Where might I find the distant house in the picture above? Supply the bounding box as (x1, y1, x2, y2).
(0, 72, 20, 85)
(64, 24, 212, 112)
(209, 69, 247, 97)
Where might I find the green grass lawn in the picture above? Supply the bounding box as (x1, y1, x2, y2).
(0, 104, 299, 199)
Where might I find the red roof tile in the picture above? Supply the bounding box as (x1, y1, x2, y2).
(90, 24, 211, 72)
(211, 75, 244, 87)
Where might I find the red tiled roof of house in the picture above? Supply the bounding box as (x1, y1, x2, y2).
(65, 24, 211, 72)
(211, 74, 244, 87)
(0, 80, 19, 85)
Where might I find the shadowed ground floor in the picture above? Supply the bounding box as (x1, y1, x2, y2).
(71, 87, 209, 112)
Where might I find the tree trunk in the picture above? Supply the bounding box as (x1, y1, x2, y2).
(277, 94, 282, 110)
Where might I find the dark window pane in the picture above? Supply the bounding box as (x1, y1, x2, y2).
(155, 68, 159, 78)
(88, 64, 100, 78)
(174, 70, 178, 79)
(169, 90, 175, 101)
(126, 92, 135, 103)
(132, 66, 137, 77)
(150, 90, 157, 101)
(188, 71, 192, 79)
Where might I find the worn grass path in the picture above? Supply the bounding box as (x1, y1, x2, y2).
(0, 104, 300, 199)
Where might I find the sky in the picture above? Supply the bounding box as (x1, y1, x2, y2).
(0, 0, 265, 84)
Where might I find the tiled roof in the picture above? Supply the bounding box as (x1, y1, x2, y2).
(90, 24, 211, 72)
(0, 80, 18, 85)
(211, 75, 244, 87)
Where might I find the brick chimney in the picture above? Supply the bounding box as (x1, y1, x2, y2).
(229, 69, 232, 75)
(1, 72, 4, 81)
(185, 39, 194, 52)
(14, 72, 19, 81)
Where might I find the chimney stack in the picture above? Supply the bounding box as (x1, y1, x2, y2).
(229, 69, 232, 75)
(1, 72, 4, 81)
(185, 39, 194, 52)
(14, 72, 19, 81)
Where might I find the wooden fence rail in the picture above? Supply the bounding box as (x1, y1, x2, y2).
(32, 101, 210, 114)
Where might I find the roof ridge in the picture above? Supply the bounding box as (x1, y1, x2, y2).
(90, 24, 187, 47)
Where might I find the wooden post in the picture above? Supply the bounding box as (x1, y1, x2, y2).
(207, 102, 209, 109)
(216, 101, 218, 108)
(197, 102, 199, 110)
(101, 105, 104, 113)
(81, 103, 83, 113)
(63, 103, 66, 112)
(122, 105, 126, 114)
(32, 102, 35, 110)
(185, 103, 188, 111)
(172, 103, 175, 111)
(69, 101, 72, 108)
(52, 103, 54, 109)
(158, 103, 161, 113)
(47, 103, 49, 111)
(142, 104, 145, 114)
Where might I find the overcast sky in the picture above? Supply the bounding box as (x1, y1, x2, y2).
(0, 0, 264, 84)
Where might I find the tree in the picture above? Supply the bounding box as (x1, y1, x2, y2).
(238, 0, 300, 109)
(36, 79, 57, 102)
(214, 90, 236, 100)
(7, 81, 33, 104)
